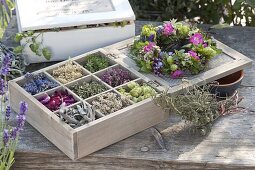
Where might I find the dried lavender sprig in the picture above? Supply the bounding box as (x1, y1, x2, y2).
(22, 73, 59, 95)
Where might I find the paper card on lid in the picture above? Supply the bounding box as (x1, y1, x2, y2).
(16, 0, 135, 31)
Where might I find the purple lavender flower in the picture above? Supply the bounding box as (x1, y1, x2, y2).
(163, 23, 174, 36)
(1, 53, 11, 76)
(143, 42, 155, 53)
(3, 129, 9, 145)
(16, 114, 26, 130)
(19, 101, 28, 114)
(188, 50, 200, 60)
(5, 105, 11, 121)
(171, 70, 184, 79)
(190, 33, 204, 45)
(10, 127, 19, 140)
(0, 78, 5, 95)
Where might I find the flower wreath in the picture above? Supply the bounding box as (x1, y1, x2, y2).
(130, 19, 222, 79)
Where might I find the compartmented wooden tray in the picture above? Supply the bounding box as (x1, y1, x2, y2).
(9, 38, 252, 160)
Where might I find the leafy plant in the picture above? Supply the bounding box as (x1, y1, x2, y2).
(129, 0, 255, 26)
(83, 53, 110, 73)
(0, 42, 25, 79)
(13, 31, 52, 61)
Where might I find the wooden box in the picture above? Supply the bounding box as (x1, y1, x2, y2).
(9, 38, 252, 160)
(15, 0, 135, 63)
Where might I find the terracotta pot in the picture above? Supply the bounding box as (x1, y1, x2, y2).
(210, 70, 244, 97)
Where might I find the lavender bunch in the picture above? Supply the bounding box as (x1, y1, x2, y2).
(22, 73, 59, 95)
(0, 51, 28, 170)
(101, 68, 132, 87)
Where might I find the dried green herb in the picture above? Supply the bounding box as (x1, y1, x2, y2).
(153, 83, 240, 135)
(84, 53, 110, 73)
(92, 92, 131, 115)
(70, 81, 108, 99)
(52, 61, 83, 84)
(59, 102, 95, 128)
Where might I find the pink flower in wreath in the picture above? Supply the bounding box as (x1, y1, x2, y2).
(188, 50, 200, 60)
(143, 42, 155, 53)
(171, 70, 184, 79)
(163, 23, 174, 36)
(190, 33, 204, 45)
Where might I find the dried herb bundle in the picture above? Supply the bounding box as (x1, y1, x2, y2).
(84, 53, 110, 73)
(70, 81, 108, 99)
(92, 92, 130, 115)
(52, 61, 83, 84)
(59, 102, 95, 128)
(153, 84, 240, 134)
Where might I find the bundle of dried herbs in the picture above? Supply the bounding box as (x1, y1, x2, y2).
(92, 92, 131, 115)
(52, 61, 83, 84)
(83, 53, 110, 73)
(59, 102, 95, 128)
(153, 84, 241, 135)
(118, 81, 157, 103)
(70, 81, 108, 99)
(22, 73, 59, 95)
(101, 68, 132, 87)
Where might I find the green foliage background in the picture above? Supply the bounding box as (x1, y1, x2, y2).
(129, 0, 255, 26)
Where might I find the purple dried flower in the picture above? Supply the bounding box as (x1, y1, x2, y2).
(5, 105, 11, 121)
(24, 72, 33, 79)
(203, 42, 208, 47)
(3, 129, 9, 145)
(0, 78, 5, 95)
(152, 58, 163, 76)
(101, 68, 131, 87)
(171, 70, 184, 79)
(163, 23, 174, 36)
(148, 34, 155, 42)
(38, 90, 76, 111)
(1, 53, 11, 76)
(190, 33, 204, 45)
(16, 114, 26, 130)
(19, 101, 28, 115)
(10, 127, 19, 140)
(22, 73, 59, 95)
(143, 42, 155, 53)
(188, 50, 200, 60)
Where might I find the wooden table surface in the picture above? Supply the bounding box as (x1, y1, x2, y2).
(3, 18, 255, 169)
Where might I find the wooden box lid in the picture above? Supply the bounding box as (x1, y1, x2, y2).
(16, 0, 135, 32)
